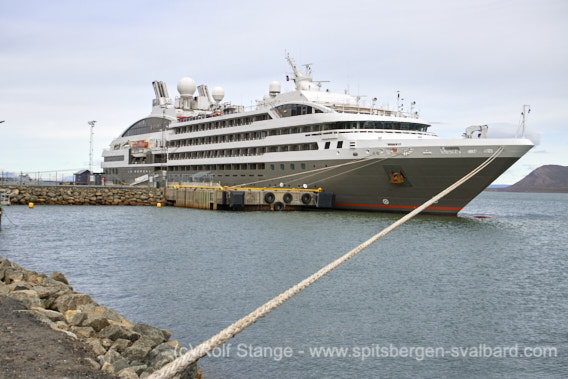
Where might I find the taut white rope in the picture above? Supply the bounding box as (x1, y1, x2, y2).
(149, 147, 504, 378)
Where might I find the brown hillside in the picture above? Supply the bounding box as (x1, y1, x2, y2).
(497, 165, 568, 193)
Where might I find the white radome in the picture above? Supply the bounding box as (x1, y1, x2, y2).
(212, 86, 225, 103)
(177, 77, 197, 97)
(269, 81, 281, 96)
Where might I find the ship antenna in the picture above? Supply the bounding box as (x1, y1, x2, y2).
(521, 104, 530, 138)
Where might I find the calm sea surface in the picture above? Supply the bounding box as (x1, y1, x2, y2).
(1, 192, 567, 378)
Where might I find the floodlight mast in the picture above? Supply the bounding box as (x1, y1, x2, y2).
(88, 121, 96, 173)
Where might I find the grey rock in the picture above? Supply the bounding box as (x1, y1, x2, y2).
(32, 284, 68, 299)
(84, 316, 110, 332)
(101, 361, 114, 375)
(49, 271, 69, 285)
(3, 268, 24, 283)
(100, 324, 140, 342)
(111, 338, 132, 353)
(52, 293, 93, 313)
(101, 337, 114, 349)
(101, 307, 124, 323)
(65, 310, 87, 326)
(128, 364, 148, 376)
(103, 347, 123, 364)
(133, 323, 167, 346)
(55, 320, 70, 330)
(8, 282, 32, 291)
(88, 338, 107, 356)
(117, 368, 139, 379)
(124, 336, 155, 361)
(112, 358, 130, 374)
(30, 307, 65, 322)
(147, 343, 177, 370)
(7, 289, 42, 308)
(161, 329, 172, 341)
(71, 326, 95, 339)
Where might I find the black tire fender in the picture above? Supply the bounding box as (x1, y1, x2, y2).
(301, 193, 312, 204)
(283, 193, 293, 204)
(264, 192, 275, 204)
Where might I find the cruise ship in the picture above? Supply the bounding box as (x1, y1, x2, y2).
(101, 56, 534, 214)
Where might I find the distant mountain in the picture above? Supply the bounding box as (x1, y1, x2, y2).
(490, 165, 568, 193)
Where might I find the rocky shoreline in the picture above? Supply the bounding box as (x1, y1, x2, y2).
(0, 257, 200, 378)
(0, 185, 164, 206)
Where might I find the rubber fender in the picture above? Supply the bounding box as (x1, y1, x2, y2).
(283, 193, 293, 204)
(273, 201, 284, 211)
(264, 192, 275, 204)
(301, 193, 312, 204)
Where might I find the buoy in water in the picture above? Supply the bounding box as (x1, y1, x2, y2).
(157, 202, 162, 208)
(28, 202, 34, 209)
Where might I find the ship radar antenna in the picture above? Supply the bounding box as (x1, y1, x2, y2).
(88, 120, 96, 173)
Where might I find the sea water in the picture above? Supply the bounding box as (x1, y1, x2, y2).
(1, 192, 566, 378)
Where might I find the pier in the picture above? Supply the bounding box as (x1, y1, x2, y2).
(165, 183, 334, 211)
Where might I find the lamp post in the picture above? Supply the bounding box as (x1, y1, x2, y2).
(88, 121, 96, 175)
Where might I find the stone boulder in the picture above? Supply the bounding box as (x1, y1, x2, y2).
(99, 324, 140, 342)
(52, 293, 94, 313)
(133, 323, 167, 347)
(8, 290, 42, 308)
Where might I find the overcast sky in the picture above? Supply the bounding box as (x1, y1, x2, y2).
(1, 0, 566, 183)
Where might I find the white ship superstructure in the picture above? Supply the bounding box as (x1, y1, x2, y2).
(102, 56, 533, 214)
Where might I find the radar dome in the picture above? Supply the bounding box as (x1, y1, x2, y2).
(269, 81, 281, 96)
(263, 92, 271, 101)
(177, 77, 196, 97)
(212, 86, 225, 103)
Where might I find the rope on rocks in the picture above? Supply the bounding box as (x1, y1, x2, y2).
(149, 147, 504, 379)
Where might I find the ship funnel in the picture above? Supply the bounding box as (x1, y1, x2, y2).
(152, 81, 170, 105)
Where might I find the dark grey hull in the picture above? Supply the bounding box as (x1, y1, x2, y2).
(161, 155, 522, 215)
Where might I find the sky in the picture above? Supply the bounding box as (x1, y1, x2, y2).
(1, 0, 566, 184)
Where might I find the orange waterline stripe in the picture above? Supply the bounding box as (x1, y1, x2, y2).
(335, 202, 462, 211)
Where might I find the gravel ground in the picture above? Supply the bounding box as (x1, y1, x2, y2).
(0, 295, 114, 378)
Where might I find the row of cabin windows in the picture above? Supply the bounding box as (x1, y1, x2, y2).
(168, 143, 318, 160)
(169, 121, 429, 148)
(275, 104, 323, 117)
(270, 163, 306, 170)
(169, 163, 266, 171)
(315, 121, 429, 132)
(169, 124, 321, 148)
(174, 114, 270, 134)
(168, 162, 308, 171)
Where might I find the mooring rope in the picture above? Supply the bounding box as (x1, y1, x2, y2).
(231, 151, 401, 189)
(149, 146, 504, 379)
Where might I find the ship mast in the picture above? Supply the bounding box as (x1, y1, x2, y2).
(285, 54, 313, 90)
(521, 104, 530, 138)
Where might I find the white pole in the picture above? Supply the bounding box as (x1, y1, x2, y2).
(88, 121, 96, 174)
